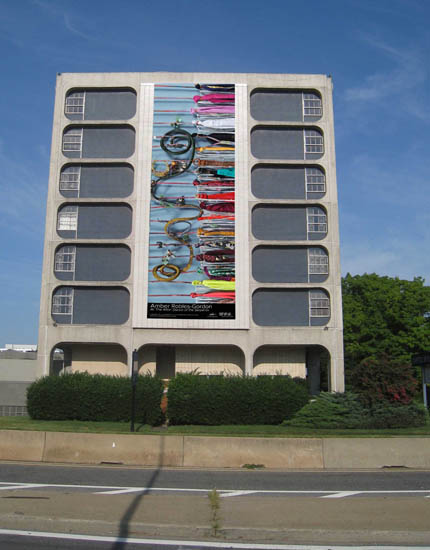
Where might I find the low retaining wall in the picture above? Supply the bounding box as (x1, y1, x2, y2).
(322, 437, 430, 469)
(0, 430, 45, 462)
(1, 430, 429, 469)
(42, 432, 184, 466)
(183, 436, 323, 468)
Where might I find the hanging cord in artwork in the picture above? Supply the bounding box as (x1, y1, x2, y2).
(150, 124, 202, 281)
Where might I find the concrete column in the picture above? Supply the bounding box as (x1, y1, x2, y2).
(330, 351, 345, 392)
(243, 347, 253, 377)
(306, 348, 321, 395)
(128, 344, 134, 377)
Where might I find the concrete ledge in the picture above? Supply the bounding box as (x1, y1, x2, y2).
(42, 432, 184, 466)
(323, 437, 430, 469)
(183, 436, 324, 468)
(1, 431, 430, 468)
(0, 430, 45, 462)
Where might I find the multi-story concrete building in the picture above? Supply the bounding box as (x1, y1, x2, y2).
(37, 72, 344, 392)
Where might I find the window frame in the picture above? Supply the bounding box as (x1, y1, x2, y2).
(59, 165, 81, 193)
(57, 205, 78, 232)
(303, 93, 322, 118)
(308, 247, 329, 275)
(65, 91, 86, 116)
(62, 128, 83, 156)
(52, 287, 74, 316)
(307, 206, 327, 234)
(305, 167, 326, 196)
(54, 245, 76, 274)
(309, 290, 330, 318)
(304, 129, 324, 157)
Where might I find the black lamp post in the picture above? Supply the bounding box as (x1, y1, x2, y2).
(130, 348, 138, 432)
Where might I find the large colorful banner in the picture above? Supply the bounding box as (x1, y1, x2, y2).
(147, 83, 236, 320)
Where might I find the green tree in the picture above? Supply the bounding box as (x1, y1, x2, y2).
(342, 274, 430, 383)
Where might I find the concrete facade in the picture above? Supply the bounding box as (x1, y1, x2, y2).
(37, 72, 344, 390)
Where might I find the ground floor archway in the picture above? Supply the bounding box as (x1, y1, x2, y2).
(50, 342, 128, 376)
(252, 344, 330, 394)
(137, 344, 245, 379)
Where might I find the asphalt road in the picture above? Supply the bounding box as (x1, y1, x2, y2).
(1, 461, 430, 493)
(1, 463, 430, 548)
(1, 531, 429, 550)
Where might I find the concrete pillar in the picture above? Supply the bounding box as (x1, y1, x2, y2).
(244, 347, 253, 377)
(306, 348, 321, 395)
(329, 349, 345, 392)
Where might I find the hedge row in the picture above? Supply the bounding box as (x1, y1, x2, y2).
(167, 373, 309, 425)
(285, 392, 429, 429)
(27, 372, 164, 425)
(28, 373, 426, 429)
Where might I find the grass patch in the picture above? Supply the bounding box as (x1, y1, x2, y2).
(0, 417, 147, 434)
(1, 416, 430, 437)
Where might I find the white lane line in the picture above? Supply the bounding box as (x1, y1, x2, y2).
(0, 484, 46, 491)
(321, 491, 362, 499)
(0, 482, 117, 490)
(228, 489, 430, 498)
(95, 488, 150, 495)
(220, 490, 257, 498)
(1, 482, 430, 498)
(95, 488, 327, 496)
(95, 487, 209, 495)
(0, 528, 429, 549)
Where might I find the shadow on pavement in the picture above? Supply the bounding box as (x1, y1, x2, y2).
(110, 432, 165, 549)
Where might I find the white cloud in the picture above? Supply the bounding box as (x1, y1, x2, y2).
(63, 13, 95, 42)
(32, 0, 95, 42)
(343, 34, 429, 123)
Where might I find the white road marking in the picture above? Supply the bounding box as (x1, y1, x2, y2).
(0, 484, 46, 491)
(321, 491, 362, 498)
(96, 487, 156, 495)
(0, 528, 429, 549)
(220, 490, 257, 498)
(0, 481, 117, 490)
(95, 487, 209, 495)
(1, 481, 430, 498)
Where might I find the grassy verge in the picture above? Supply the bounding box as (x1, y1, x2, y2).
(1, 416, 430, 437)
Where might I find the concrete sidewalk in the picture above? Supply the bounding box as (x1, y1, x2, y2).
(1, 489, 430, 545)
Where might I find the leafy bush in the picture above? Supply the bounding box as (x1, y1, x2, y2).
(285, 392, 366, 429)
(167, 374, 309, 425)
(286, 391, 429, 429)
(27, 372, 164, 425)
(367, 401, 428, 428)
(351, 355, 418, 406)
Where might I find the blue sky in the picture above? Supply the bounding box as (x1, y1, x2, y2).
(0, 0, 429, 346)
